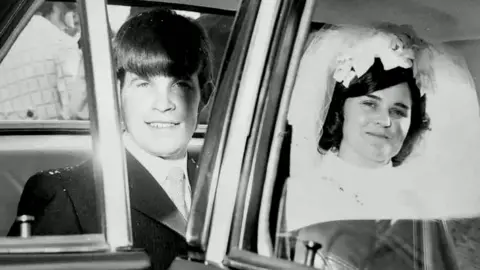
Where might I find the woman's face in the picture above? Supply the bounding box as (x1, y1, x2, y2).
(338, 83, 412, 167)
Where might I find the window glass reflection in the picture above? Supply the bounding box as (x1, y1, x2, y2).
(0, 2, 237, 268)
(270, 23, 480, 269)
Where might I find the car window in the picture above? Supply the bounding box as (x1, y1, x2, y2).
(219, 2, 480, 269)
(0, 2, 232, 125)
(270, 23, 480, 270)
(0, 0, 237, 256)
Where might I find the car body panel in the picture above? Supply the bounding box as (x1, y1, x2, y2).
(0, 251, 150, 270)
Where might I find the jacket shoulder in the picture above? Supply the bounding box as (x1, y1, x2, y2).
(8, 160, 94, 236)
(23, 160, 93, 197)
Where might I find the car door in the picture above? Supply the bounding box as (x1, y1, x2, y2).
(169, 0, 315, 269)
(171, 0, 480, 269)
(0, 0, 236, 269)
(0, 0, 150, 268)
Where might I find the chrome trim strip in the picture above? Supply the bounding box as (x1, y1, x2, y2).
(0, 234, 108, 253)
(186, 0, 260, 258)
(439, 220, 461, 270)
(0, 121, 207, 133)
(256, 0, 315, 256)
(78, 0, 132, 250)
(205, 0, 282, 264)
(0, 120, 90, 132)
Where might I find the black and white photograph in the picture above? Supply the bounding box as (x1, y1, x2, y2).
(0, 0, 479, 269)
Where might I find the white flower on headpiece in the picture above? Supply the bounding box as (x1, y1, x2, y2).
(333, 31, 415, 88)
(333, 55, 357, 88)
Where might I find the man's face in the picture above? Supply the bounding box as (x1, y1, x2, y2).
(121, 72, 201, 159)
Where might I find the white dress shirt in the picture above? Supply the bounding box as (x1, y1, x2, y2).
(123, 133, 192, 216)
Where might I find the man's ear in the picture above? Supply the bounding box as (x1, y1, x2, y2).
(199, 80, 215, 113)
(116, 80, 126, 131)
(116, 80, 123, 106)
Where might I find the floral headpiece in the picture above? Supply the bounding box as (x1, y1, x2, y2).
(332, 29, 430, 96)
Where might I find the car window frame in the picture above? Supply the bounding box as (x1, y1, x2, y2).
(221, 7, 466, 270)
(183, 0, 315, 267)
(0, 0, 240, 255)
(0, 0, 235, 130)
(222, 0, 315, 268)
(227, 0, 312, 253)
(0, 0, 110, 253)
(185, 0, 262, 261)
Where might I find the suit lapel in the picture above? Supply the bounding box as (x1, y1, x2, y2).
(126, 151, 187, 238)
(69, 151, 199, 238)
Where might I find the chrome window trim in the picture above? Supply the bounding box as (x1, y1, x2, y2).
(228, 0, 314, 253)
(185, 0, 260, 260)
(0, 0, 208, 255)
(256, 0, 314, 257)
(0, 0, 122, 253)
(0, 234, 108, 253)
(225, 248, 314, 270)
(78, 0, 132, 250)
(204, 0, 283, 264)
(439, 221, 461, 270)
(0, 121, 91, 134)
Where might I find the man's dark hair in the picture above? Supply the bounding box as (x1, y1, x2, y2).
(113, 8, 214, 108)
(318, 58, 430, 166)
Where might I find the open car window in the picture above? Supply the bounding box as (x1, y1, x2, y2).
(274, 26, 480, 269)
(0, 0, 236, 258)
(208, 0, 480, 269)
(2, 0, 480, 269)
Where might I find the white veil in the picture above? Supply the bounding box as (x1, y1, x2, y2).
(286, 24, 480, 231)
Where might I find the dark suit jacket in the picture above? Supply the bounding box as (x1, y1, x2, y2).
(8, 151, 199, 270)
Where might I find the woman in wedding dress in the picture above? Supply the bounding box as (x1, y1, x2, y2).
(281, 24, 480, 269)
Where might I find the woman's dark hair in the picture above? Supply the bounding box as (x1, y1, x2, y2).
(318, 58, 430, 166)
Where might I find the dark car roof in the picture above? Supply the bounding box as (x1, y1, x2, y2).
(117, 0, 480, 42)
(1, 0, 480, 44)
(312, 0, 480, 42)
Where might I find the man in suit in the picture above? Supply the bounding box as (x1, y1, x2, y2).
(8, 8, 214, 270)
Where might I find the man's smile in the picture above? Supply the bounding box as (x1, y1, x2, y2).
(145, 121, 180, 129)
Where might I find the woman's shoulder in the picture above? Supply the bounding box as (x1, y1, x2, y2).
(283, 152, 423, 230)
(285, 174, 363, 230)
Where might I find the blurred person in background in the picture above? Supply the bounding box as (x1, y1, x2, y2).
(0, 2, 84, 120)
